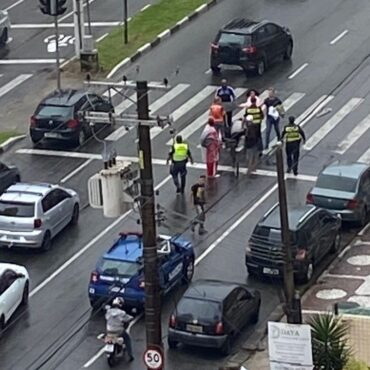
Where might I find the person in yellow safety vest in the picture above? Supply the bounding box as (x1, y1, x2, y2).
(244, 97, 264, 153)
(167, 135, 194, 194)
(281, 116, 306, 176)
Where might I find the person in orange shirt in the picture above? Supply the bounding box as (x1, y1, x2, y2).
(209, 97, 226, 141)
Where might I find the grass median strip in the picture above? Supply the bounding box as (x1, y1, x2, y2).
(98, 0, 210, 72)
(0, 131, 19, 145)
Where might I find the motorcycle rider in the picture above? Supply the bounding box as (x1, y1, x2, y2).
(105, 297, 134, 362)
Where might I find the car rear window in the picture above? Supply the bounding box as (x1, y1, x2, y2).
(100, 258, 140, 277)
(316, 175, 358, 193)
(0, 201, 35, 217)
(218, 32, 250, 46)
(36, 105, 73, 118)
(177, 297, 221, 321)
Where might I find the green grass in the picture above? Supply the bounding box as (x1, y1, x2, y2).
(98, 0, 209, 72)
(0, 131, 19, 145)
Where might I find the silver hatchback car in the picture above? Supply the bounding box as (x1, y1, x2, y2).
(0, 183, 80, 251)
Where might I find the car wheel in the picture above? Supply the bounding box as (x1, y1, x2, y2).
(21, 281, 29, 306)
(300, 261, 314, 284)
(76, 127, 87, 147)
(182, 258, 194, 285)
(15, 175, 21, 183)
(256, 59, 265, 76)
(247, 266, 257, 277)
(30, 133, 42, 147)
(284, 41, 293, 60)
(359, 206, 368, 227)
(251, 304, 260, 324)
(220, 335, 232, 356)
(167, 338, 178, 349)
(40, 231, 52, 252)
(70, 204, 79, 226)
(0, 315, 5, 335)
(0, 28, 8, 47)
(211, 66, 221, 74)
(330, 232, 341, 254)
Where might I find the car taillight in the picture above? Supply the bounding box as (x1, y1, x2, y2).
(91, 271, 99, 283)
(30, 115, 37, 127)
(295, 249, 307, 261)
(215, 321, 224, 334)
(306, 193, 314, 204)
(34, 218, 42, 228)
(169, 314, 176, 328)
(243, 46, 257, 54)
(67, 119, 79, 128)
(211, 43, 219, 52)
(139, 280, 145, 288)
(347, 199, 358, 209)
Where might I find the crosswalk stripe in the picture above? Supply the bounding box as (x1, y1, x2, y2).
(358, 147, 370, 164)
(335, 113, 370, 155)
(115, 92, 137, 114)
(304, 97, 363, 151)
(282, 92, 306, 111)
(0, 74, 33, 98)
(168, 88, 246, 145)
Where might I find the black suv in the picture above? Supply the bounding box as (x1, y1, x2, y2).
(246, 204, 341, 283)
(30, 89, 114, 147)
(210, 18, 293, 76)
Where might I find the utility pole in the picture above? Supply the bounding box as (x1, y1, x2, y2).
(275, 143, 300, 324)
(53, 14, 61, 91)
(136, 81, 163, 352)
(123, 0, 128, 44)
(85, 0, 92, 35)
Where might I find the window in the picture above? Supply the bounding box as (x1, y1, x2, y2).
(177, 298, 221, 321)
(255, 26, 268, 41)
(236, 288, 250, 301)
(100, 259, 141, 277)
(0, 269, 18, 295)
(0, 162, 8, 172)
(266, 24, 280, 36)
(0, 201, 35, 217)
(42, 190, 61, 212)
(316, 174, 358, 193)
(36, 105, 73, 118)
(218, 32, 250, 46)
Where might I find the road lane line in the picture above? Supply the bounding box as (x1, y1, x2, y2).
(167, 88, 246, 145)
(140, 4, 151, 11)
(0, 74, 32, 98)
(288, 63, 309, 79)
(58, 0, 96, 22)
(304, 97, 363, 151)
(195, 184, 278, 265)
(96, 33, 109, 43)
(29, 176, 171, 298)
(330, 30, 348, 45)
(282, 92, 306, 111)
(11, 22, 122, 29)
(0, 59, 65, 64)
(60, 158, 94, 183)
(5, 0, 24, 11)
(358, 147, 370, 164)
(335, 113, 370, 154)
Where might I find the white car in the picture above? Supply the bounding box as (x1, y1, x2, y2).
(0, 263, 29, 331)
(0, 10, 10, 47)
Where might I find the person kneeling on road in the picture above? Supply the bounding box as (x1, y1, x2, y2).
(105, 297, 134, 362)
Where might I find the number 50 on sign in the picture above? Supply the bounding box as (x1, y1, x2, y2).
(143, 346, 163, 370)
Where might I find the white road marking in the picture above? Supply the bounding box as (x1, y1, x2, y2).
(282, 92, 306, 111)
(140, 4, 151, 11)
(0, 74, 32, 98)
(330, 30, 349, 45)
(0, 59, 65, 64)
(335, 113, 370, 154)
(195, 184, 278, 265)
(58, 0, 96, 22)
(288, 63, 309, 79)
(115, 93, 137, 114)
(4, 0, 24, 11)
(167, 88, 246, 145)
(358, 147, 370, 164)
(11, 22, 123, 29)
(304, 97, 363, 151)
(60, 158, 94, 183)
(204, 68, 212, 74)
(96, 33, 109, 43)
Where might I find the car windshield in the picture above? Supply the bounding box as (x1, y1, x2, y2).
(316, 174, 358, 193)
(36, 105, 73, 118)
(218, 32, 250, 46)
(100, 258, 140, 277)
(0, 201, 35, 217)
(177, 297, 221, 321)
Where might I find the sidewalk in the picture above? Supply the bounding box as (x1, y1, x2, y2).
(226, 222, 370, 369)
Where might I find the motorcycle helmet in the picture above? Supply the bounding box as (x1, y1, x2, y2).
(112, 297, 124, 308)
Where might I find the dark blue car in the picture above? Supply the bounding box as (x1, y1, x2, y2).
(88, 232, 195, 312)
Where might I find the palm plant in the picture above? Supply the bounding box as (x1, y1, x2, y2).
(308, 313, 352, 370)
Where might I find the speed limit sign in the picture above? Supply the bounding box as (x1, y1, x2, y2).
(143, 346, 164, 370)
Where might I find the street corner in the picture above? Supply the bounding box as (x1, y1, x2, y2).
(302, 276, 365, 312)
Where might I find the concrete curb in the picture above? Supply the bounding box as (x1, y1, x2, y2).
(0, 135, 26, 154)
(106, 0, 220, 79)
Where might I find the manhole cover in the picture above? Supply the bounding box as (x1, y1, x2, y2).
(316, 289, 347, 300)
(347, 255, 370, 266)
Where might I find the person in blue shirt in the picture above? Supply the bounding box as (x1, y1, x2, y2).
(215, 79, 236, 130)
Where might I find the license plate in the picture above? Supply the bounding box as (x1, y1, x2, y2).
(186, 324, 203, 333)
(111, 287, 125, 293)
(44, 132, 62, 139)
(104, 344, 114, 353)
(263, 267, 279, 275)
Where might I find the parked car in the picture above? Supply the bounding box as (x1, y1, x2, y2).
(210, 18, 293, 75)
(0, 161, 20, 194)
(307, 162, 370, 226)
(168, 279, 261, 355)
(0, 263, 29, 331)
(0, 10, 10, 47)
(246, 204, 341, 283)
(88, 232, 195, 311)
(0, 182, 80, 251)
(29, 89, 114, 147)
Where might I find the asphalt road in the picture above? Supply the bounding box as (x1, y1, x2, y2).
(1, 0, 370, 369)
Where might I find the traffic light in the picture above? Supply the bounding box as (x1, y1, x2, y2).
(39, 0, 51, 15)
(55, 0, 67, 15)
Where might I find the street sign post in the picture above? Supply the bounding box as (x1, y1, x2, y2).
(143, 346, 164, 370)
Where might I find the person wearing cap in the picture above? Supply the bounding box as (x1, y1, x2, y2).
(167, 135, 194, 193)
(281, 116, 306, 176)
(200, 117, 221, 178)
(215, 79, 236, 129)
